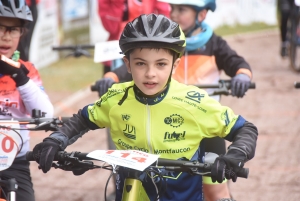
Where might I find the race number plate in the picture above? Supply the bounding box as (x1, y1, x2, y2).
(87, 150, 160, 171)
(0, 120, 22, 171)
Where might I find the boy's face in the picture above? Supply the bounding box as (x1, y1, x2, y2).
(123, 48, 180, 96)
(0, 17, 22, 58)
(170, 5, 197, 33)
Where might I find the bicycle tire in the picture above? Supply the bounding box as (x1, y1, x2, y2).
(289, 8, 300, 72)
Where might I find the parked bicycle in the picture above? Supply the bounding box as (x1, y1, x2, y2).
(26, 150, 247, 201)
(0, 110, 69, 201)
(287, 0, 300, 71)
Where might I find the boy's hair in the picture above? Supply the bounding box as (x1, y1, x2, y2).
(119, 14, 186, 58)
(0, 0, 33, 24)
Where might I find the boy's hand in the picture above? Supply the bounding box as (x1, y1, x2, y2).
(0, 59, 29, 86)
(32, 137, 63, 173)
(211, 149, 246, 183)
(94, 77, 115, 97)
(231, 74, 251, 98)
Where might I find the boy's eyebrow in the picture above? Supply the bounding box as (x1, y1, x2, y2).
(133, 57, 169, 61)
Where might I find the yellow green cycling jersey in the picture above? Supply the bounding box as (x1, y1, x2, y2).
(72, 78, 253, 201)
(86, 79, 241, 160)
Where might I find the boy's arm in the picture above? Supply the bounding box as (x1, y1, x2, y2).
(214, 34, 252, 78)
(31, 106, 99, 173)
(213, 34, 253, 98)
(212, 119, 258, 183)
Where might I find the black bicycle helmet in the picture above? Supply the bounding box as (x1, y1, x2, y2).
(0, 0, 33, 22)
(119, 13, 186, 57)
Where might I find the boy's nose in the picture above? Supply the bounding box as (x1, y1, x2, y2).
(145, 66, 156, 78)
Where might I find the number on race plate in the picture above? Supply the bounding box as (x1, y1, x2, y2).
(0, 120, 22, 171)
(87, 150, 160, 171)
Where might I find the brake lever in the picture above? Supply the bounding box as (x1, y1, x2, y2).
(33, 121, 59, 131)
(208, 80, 231, 96)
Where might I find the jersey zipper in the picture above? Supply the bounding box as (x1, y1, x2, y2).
(144, 98, 153, 154)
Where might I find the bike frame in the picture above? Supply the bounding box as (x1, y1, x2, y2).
(122, 178, 149, 201)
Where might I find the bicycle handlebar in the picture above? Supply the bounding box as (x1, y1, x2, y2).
(90, 80, 256, 96)
(26, 151, 249, 179)
(0, 116, 70, 131)
(194, 80, 256, 89)
(52, 45, 95, 51)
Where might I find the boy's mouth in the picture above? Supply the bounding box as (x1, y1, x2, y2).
(143, 82, 157, 89)
(0, 46, 10, 54)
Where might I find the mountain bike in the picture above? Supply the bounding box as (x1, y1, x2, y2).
(26, 150, 248, 201)
(0, 110, 69, 201)
(288, 0, 300, 71)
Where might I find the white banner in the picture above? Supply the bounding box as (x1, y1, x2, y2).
(29, 0, 60, 69)
(206, 0, 277, 28)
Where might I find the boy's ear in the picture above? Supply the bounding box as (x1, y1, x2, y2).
(123, 56, 132, 74)
(172, 58, 181, 74)
(197, 9, 208, 22)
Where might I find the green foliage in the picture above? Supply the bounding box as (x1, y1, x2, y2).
(215, 22, 278, 36)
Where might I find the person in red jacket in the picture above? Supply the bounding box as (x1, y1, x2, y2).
(0, 1, 53, 200)
(98, 0, 170, 74)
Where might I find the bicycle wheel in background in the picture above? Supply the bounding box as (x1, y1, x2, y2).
(289, 6, 300, 72)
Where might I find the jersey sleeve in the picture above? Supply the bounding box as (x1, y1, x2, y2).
(213, 34, 252, 77)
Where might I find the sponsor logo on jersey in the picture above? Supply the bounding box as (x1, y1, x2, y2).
(221, 110, 230, 126)
(154, 147, 190, 154)
(121, 114, 131, 121)
(185, 91, 205, 103)
(172, 96, 207, 113)
(163, 131, 186, 142)
(0, 99, 18, 108)
(117, 139, 149, 152)
(122, 124, 136, 140)
(164, 114, 184, 128)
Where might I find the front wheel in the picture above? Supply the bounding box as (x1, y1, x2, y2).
(289, 15, 300, 72)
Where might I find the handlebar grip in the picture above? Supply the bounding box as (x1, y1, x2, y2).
(26, 151, 35, 161)
(26, 151, 93, 162)
(295, 82, 300, 88)
(249, 82, 255, 89)
(90, 85, 97, 92)
(237, 168, 249, 179)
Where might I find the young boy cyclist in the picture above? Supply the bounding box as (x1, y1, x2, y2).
(0, 1, 54, 200)
(94, 1, 253, 199)
(32, 14, 258, 201)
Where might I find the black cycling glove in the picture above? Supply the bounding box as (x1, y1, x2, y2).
(32, 137, 63, 173)
(231, 74, 251, 98)
(0, 59, 29, 86)
(211, 149, 246, 183)
(94, 77, 115, 97)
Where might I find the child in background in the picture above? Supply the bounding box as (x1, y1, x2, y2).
(0, 1, 53, 200)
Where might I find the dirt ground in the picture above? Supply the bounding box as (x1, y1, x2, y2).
(29, 30, 300, 201)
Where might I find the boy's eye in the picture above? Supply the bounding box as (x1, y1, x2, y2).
(157, 62, 167, 67)
(136, 62, 145, 66)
